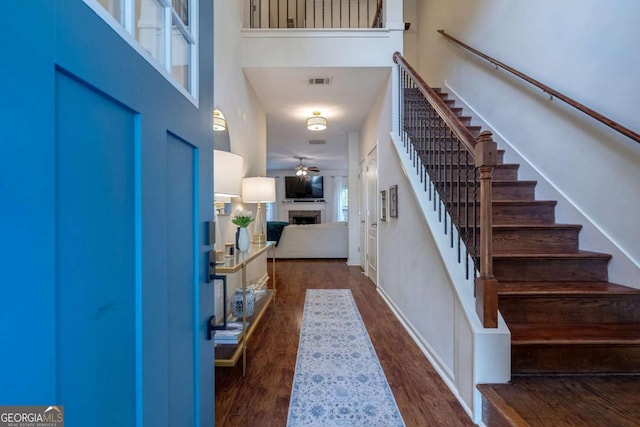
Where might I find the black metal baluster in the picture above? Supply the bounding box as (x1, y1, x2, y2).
(428, 105, 438, 206)
(401, 70, 406, 146)
(464, 148, 470, 279)
(418, 95, 424, 184)
(323, 0, 325, 27)
(443, 120, 448, 232)
(473, 167, 478, 279)
(449, 130, 460, 247)
(331, 0, 333, 27)
(456, 138, 462, 263)
(397, 66, 401, 141)
(422, 108, 427, 192)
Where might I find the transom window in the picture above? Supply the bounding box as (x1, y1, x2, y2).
(86, 0, 198, 100)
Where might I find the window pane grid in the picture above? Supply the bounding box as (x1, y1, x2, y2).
(89, 0, 196, 97)
(339, 186, 348, 222)
(135, 0, 166, 65)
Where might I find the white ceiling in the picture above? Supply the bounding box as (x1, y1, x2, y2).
(244, 66, 390, 172)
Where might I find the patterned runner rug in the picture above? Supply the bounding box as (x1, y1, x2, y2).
(287, 289, 406, 426)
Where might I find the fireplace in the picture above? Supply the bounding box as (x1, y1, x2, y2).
(289, 210, 321, 225)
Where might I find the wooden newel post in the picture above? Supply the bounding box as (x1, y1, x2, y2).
(474, 131, 498, 328)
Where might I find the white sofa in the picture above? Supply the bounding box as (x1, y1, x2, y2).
(273, 222, 348, 259)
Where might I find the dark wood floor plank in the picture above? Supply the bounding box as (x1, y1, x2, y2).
(214, 259, 475, 427)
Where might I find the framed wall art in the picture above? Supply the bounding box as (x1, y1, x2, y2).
(389, 185, 398, 218)
(380, 189, 388, 221)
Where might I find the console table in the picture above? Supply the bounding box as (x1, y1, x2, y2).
(212, 241, 275, 376)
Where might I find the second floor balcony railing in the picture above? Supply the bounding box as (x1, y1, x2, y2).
(247, 0, 383, 29)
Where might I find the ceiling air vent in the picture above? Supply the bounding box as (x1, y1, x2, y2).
(308, 77, 332, 85)
(309, 139, 326, 145)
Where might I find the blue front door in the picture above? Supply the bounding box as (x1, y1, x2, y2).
(0, 2, 214, 425)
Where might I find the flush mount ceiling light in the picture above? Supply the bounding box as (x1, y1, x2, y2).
(213, 109, 226, 131)
(306, 111, 327, 131)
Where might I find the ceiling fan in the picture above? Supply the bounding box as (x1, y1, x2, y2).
(294, 156, 320, 176)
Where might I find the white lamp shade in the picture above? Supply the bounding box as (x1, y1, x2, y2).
(214, 150, 243, 198)
(242, 177, 276, 203)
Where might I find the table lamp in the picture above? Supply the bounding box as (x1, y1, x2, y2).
(242, 176, 276, 244)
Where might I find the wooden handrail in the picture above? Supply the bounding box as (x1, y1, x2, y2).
(393, 51, 478, 153)
(393, 51, 498, 328)
(438, 30, 640, 145)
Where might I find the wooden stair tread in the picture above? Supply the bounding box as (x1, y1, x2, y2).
(476, 384, 531, 427)
(436, 180, 537, 187)
(428, 163, 519, 169)
(510, 323, 640, 344)
(478, 376, 640, 426)
(451, 199, 557, 206)
(499, 281, 640, 296)
(465, 224, 582, 230)
(415, 146, 506, 153)
(493, 250, 612, 260)
(492, 180, 536, 184)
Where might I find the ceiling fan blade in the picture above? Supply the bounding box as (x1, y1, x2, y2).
(307, 166, 320, 172)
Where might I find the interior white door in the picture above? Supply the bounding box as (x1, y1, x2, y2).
(366, 147, 378, 285)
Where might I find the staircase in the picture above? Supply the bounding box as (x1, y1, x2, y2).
(403, 87, 640, 425)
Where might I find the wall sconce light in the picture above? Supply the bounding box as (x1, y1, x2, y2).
(213, 109, 226, 131)
(306, 111, 327, 131)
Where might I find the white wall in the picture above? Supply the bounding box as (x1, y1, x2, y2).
(347, 131, 361, 265)
(386, 131, 511, 422)
(240, 28, 403, 69)
(214, 1, 269, 245)
(214, 1, 267, 177)
(402, 0, 418, 65)
(415, 0, 640, 284)
(267, 169, 347, 221)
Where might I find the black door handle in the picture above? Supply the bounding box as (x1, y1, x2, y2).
(206, 315, 216, 340)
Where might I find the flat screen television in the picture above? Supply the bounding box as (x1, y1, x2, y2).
(285, 176, 324, 199)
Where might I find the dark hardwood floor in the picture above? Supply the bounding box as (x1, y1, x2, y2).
(214, 259, 475, 427)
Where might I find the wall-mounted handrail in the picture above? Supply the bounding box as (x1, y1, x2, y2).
(438, 30, 640, 145)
